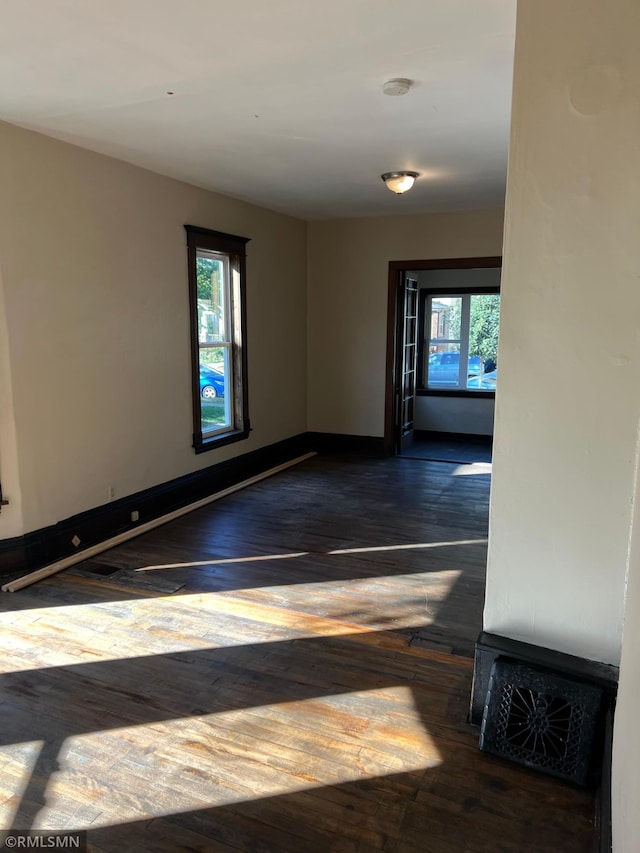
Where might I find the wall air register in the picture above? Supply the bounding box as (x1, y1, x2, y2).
(479, 659, 602, 786)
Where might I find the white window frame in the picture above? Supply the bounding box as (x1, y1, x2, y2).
(197, 250, 235, 438)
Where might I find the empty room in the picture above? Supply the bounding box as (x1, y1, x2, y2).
(0, 1, 639, 851)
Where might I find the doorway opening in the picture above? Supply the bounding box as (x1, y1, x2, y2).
(384, 257, 502, 461)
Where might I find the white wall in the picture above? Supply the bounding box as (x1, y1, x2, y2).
(484, 0, 640, 667)
(612, 443, 640, 852)
(0, 121, 307, 537)
(416, 397, 494, 436)
(307, 210, 504, 436)
(414, 267, 500, 436)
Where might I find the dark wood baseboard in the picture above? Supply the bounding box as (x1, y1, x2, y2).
(1, 434, 312, 583)
(306, 432, 385, 456)
(0, 536, 27, 577)
(0, 431, 389, 583)
(471, 632, 619, 726)
(596, 704, 613, 852)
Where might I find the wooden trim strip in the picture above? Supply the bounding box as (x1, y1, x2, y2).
(2, 452, 316, 593)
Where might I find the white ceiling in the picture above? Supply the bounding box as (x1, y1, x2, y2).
(0, 0, 516, 220)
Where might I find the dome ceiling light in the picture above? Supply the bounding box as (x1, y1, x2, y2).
(381, 171, 420, 194)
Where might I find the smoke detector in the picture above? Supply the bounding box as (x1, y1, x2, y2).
(383, 78, 412, 96)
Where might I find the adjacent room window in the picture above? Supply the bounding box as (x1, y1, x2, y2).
(185, 225, 250, 452)
(419, 289, 500, 393)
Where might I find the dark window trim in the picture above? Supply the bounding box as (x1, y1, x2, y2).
(0, 480, 9, 511)
(185, 224, 251, 454)
(388, 256, 502, 272)
(417, 283, 500, 398)
(185, 225, 249, 256)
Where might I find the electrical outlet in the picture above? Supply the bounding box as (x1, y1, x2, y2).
(131, 510, 139, 522)
(108, 485, 116, 501)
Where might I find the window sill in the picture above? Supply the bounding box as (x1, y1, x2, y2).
(193, 428, 250, 454)
(416, 388, 496, 399)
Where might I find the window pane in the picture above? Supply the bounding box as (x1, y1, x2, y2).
(467, 293, 500, 391)
(428, 344, 461, 387)
(430, 297, 461, 342)
(428, 297, 462, 386)
(199, 350, 232, 434)
(196, 253, 227, 342)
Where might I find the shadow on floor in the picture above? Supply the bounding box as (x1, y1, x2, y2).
(5, 627, 594, 852)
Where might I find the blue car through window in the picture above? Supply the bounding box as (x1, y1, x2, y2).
(428, 353, 482, 387)
(199, 364, 225, 399)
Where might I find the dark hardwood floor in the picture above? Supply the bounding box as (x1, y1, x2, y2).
(0, 454, 595, 851)
(400, 435, 492, 465)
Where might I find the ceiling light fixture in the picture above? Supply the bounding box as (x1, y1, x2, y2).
(381, 171, 419, 194)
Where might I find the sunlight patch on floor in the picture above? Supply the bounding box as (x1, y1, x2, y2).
(0, 567, 465, 675)
(28, 687, 442, 831)
(135, 551, 309, 572)
(451, 463, 492, 476)
(135, 538, 487, 572)
(327, 539, 487, 555)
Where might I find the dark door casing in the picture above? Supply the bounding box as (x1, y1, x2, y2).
(384, 256, 502, 456)
(397, 275, 418, 454)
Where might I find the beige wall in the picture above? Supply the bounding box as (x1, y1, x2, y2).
(0, 263, 23, 539)
(485, 0, 640, 668)
(0, 122, 307, 536)
(306, 210, 504, 436)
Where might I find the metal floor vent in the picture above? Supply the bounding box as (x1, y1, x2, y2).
(479, 659, 602, 786)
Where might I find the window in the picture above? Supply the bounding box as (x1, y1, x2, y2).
(185, 225, 250, 452)
(419, 288, 500, 394)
